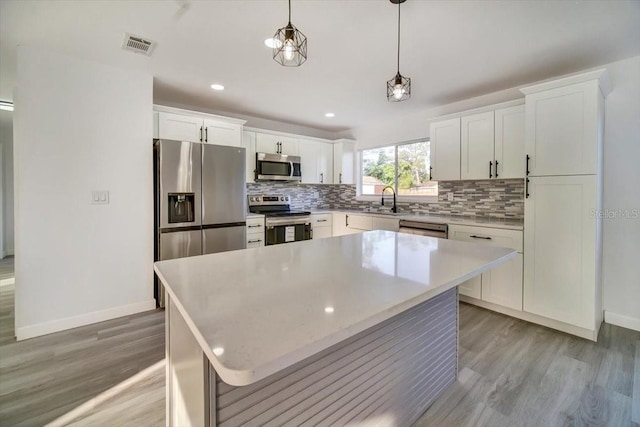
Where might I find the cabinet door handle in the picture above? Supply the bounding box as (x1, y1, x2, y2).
(205, 127, 208, 143)
(199, 126, 203, 142)
(525, 178, 530, 198)
(489, 161, 493, 179)
(247, 224, 262, 228)
(430, 165, 434, 180)
(495, 160, 499, 178)
(320, 173, 323, 183)
(339, 173, 342, 184)
(526, 154, 530, 176)
(248, 239, 262, 244)
(470, 235, 492, 240)
(345, 214, 349, 227)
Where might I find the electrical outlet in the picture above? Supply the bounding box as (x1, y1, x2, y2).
(92, 190, 109, 205)
(447, 192, 454, 201)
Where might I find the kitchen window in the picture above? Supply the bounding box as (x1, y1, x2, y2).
(358, 139, 438, 201)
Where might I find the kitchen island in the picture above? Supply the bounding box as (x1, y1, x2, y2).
(154, 230, 516, 427)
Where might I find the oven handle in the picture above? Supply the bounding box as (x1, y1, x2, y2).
(266, 217, 312, 227)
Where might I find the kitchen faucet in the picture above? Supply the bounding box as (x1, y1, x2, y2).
(381, 186, 397, 213)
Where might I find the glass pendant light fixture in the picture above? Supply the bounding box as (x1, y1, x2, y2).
(387, 0, 411, 102)
(272, 0, 307, 67)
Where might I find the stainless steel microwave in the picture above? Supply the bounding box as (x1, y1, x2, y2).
(255, 152, 302, 181)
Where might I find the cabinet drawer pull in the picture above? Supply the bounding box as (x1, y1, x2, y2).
(470, 235, 492, 240)
(248, 239, 262, 244)
(248, 224, 262, 228)
(317, 219, 328, 222)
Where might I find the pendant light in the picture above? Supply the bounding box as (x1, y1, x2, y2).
(387, 0, 411, 102)
(272, 0, 307, 67)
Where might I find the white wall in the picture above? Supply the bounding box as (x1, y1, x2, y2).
(0, 110, 14, 257)
(600, 56, 640, 327)
(14, 47, 155, 340)
(352, 55, 640, 327)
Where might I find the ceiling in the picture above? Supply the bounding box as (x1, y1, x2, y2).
(1, 0, 639, 133)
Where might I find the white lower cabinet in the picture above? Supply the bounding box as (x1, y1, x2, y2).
(246, 216, 265, 248)
(371, 217, 399, 232)
(311, 214, 333, 240)
(449, 224, 524, 311)
(523, 175, 597, 329)
(332, 213, 364, 236)
(346, 214, 372, 232)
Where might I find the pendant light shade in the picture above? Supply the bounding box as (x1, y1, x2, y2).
(273, 0, 307, 66)
(387, 0, 411, 102)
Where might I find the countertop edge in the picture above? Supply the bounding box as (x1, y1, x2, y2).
(156, 249, 517, 387)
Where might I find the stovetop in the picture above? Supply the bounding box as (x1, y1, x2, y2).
(247, 194, 310, 217)
(259, 210, 311, 218)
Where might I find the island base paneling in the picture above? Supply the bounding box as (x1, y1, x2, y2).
(166, 288, 459, 427)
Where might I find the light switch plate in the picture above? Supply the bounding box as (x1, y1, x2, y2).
(447, 192, 454, 201)
(92, 190, 109, 205)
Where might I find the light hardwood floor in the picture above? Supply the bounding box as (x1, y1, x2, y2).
(0, 286, 638, 427)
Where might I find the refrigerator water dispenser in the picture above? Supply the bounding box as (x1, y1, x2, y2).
(168, 193, 195, 223)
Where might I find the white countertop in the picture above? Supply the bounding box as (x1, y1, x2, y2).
(154, 231, 516, 386)
(313, 210, 523, 230)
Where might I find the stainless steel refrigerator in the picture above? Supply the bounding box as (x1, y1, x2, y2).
(154, 139, 246, 307)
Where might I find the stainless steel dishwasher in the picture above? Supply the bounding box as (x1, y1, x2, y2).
(398, 220, 448, 239)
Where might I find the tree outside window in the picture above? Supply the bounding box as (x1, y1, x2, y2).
(361, 140, 437, 197)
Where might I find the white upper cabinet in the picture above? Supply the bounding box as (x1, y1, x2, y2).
(522, 80, 602, 176)
(461, 111, 495, 180)
(494, 104, 525, 179)
(256, 133, 299, 156)
(333, 140, 355, 184)
(318, 142, 334, 184)
(158, 112, 203, 143)
(430, 118, 461, 181)
(299, 139, 333, 184)
(299, 139, 319, 184)
(242, 131, 256, 183)
(460, 106, 525, 180)
(203, 119, 242, 147)
(156, 108, 244, 147)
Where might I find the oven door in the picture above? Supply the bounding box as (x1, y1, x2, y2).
(265, 217, 311, 245)
(256, 153, 302, 181)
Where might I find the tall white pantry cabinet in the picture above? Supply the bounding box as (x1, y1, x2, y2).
(520, 69, 611, 341)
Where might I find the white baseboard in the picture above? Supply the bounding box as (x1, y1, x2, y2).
(0, 277, 15, 290)
(15, 299, 157, 341)
(604, 310, 640, 332)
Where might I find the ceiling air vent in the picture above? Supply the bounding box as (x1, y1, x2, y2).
(122, 33, 156, 56)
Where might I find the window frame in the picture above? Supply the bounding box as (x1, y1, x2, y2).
(356, 138, 438, 203)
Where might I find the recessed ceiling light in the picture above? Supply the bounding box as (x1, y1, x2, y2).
(210, 84, 225, 91)
(264, 38, 283, 49)
(324, 306, 334, 313)
(325, 113, 335, 118)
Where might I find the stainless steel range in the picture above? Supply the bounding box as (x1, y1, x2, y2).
(248, 195, 311, 245)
